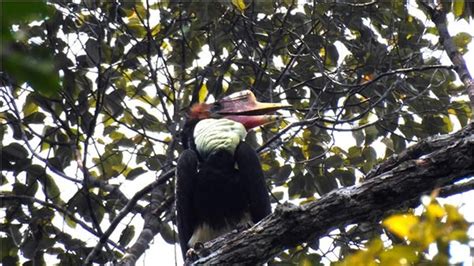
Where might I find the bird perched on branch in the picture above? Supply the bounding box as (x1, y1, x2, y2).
(176, 90, 289, 259)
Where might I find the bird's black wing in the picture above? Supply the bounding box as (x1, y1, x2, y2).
(175, 149, 198, 259)
(235, 141, 271, 223)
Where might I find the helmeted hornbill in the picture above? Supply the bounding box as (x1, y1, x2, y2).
(176, 90, 289, 258)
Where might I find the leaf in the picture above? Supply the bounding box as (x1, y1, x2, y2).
(119, 225, 135, 247)
(127, 16, 147, 38)
(0, 237, 18, 261)
(232, 0, 247, 12)
(3, 53, 61, 98)
(126, 167, 146, 180)
(298, 253, 322, 266)
(159, 223, 176, 244)
(445, 204, 468, 225)
(64, 215, 77, 229)
(426, 201, 446, 220)
(22, 95, 38, 117)
(452, 0, 465, 17)
(364, 126, 378, 145)
(1, 2, 51, 22)
(23, 112, 46, 124)
(274, 165, 292, 186)
(335, 238, 383, 266)
(352, 130, 364, 146)
(2, 143, 28, 161)
(325, 155, 343, 168)
(452, 32, 472, 54)
(332, 169, 355, 186)
(383, 214, 419, 239)
(0, 174, 7, 186)
(198, 83, 208, 103)
(380, 246, 418, 265)
(151, 23, 161, 36)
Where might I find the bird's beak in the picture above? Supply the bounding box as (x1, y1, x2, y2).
(216, 90, 290, 130)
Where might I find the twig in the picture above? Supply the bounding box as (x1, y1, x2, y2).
(84, 169, 174, 264)
(0, 194, 124, 252)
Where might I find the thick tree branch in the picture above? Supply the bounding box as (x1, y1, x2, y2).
(189, 123, 474, 265)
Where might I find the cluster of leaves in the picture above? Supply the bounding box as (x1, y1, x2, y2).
(0, 0, 472, 264)
(338, 197, 470, 265)
(1, 2, 61, 97)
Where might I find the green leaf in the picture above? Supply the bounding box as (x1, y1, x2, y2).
(0, 1, 51, 22)
(232, 0, 247, 12)
(23, 112, 47, 124)
(119, 225, 135, 247)
(0, 237, 18, 261)
(2, 143, 28, 161)
(452, 0, 465, 17)
(0, 174, 7, 186)
(325, 155, 343, 168)
(22, 95, 38, 117)
(364, 126, 378, 145)
(332, 169, 355, 186)
(298, 253, 322, 266)
(159, 223, 176, 244)
(380, 246, 418, 264)
(452, 32, 472, 54)
(126, 167, 146, 180)
(352, 130, 364, 146)
(383, 214, 419, 239)
(198, 83, 208, 103)
(3, 53, 61, 98)
(313, 173, 338, 195)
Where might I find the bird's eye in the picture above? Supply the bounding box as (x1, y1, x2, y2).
(211, 102, 222, 112)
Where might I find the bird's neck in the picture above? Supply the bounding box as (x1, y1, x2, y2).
(192, 118, 247, 160)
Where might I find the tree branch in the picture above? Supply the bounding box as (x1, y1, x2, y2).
(188, 122, 474, 265)
(419, 0, 474, 115)
(117, 196, 174, 266)
(84, 169, 174, 264)
(439, 178, 474, 198)
(0, 194, 124, 252)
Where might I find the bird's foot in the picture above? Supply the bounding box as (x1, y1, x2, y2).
(185, 242, 205, 261)
(232, 223, 252, 234)
(185, 248, 198, 261)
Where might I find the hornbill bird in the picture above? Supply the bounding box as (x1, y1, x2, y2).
(176, 90, 289, 258)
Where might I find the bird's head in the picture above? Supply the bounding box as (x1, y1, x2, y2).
(188, 90, 290, 130)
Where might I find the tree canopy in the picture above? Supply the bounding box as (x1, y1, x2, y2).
(1, 0, 473, 265)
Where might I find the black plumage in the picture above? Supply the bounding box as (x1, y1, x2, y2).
(176, 139, 270, 258)
(175, 90, 288, 258)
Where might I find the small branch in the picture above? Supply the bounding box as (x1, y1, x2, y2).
(336, 0, 377, 7)
(365, 122, 474, 179)
(0, 194, 124, 252)
(439, 178, 474, 198)
(84, 169, 174, 264)
(117, 196, 174, 266)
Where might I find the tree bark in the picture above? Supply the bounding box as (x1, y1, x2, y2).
(188, 123, 474, 265)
